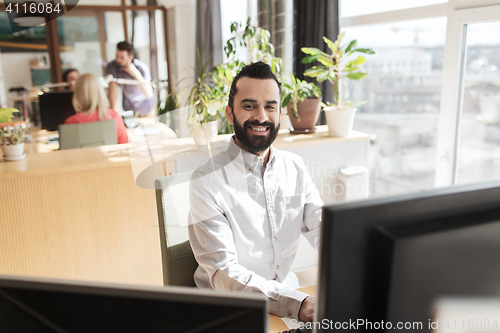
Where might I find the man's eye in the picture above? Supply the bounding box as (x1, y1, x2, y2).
(244, 104, 254, 109)
(267, 105, 276, 110)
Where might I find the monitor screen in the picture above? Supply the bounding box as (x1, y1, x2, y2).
(317, 180, 500, 332)
(39, 91, 76, 131)
(0, 275, 268, 333)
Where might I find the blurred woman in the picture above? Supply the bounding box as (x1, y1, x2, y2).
(64, 73, 128, 144)
(62, 68, 79, 91)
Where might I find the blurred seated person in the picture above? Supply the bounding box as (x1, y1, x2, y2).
(65, 74, 129, 144)
(62, 68, 79, 91)
(106, 41, 154, 117)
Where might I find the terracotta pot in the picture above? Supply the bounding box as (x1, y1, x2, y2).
(287, 98, 322, 133)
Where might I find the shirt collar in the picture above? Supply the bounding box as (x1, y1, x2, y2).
(227, 136, 277, 170)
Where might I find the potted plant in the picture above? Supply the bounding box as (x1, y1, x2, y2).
(281, 72, 322, 134)
(0, 108, 27, 161)
(302, 32, 374, 137)
(211, 18, 284, 134)
(187, 52, 224, 146)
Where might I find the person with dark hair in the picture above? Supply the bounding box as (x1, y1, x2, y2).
(188, 62, 323, 322)
(106, 41, 154, 116)
(62, 68, 79, 91)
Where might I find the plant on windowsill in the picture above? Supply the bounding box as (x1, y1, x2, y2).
(187, 51, 225, 146)
(302, 31, 374, 137)
(0, 107, 27, 161)
(281, 72, 322, 134)
(211, 18, 284, 134)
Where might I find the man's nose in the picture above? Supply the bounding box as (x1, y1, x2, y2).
(254, 105, 269, 123)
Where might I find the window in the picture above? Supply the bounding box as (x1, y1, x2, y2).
(340, 0, 500, 196)
(457, 21, 500, 184)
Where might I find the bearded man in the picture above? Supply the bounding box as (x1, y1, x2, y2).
(188, 61, 323, 322)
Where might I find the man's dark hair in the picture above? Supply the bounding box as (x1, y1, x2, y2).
(62, 68, 78, 83)
(117, 41, 134, 56)
(228, 61, 281, 111)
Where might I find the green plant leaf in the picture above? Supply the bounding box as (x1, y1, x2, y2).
(0, 108, 18, 123)
(301, 54, 321, 64)
(346, 56, 365, 68)
(282, 94, 291, 107)
(354, 48, 375, 54)
(317, 56, 334, 67)
(323, 36, 338, 54)
(301, 47, 324, 56)
(345, 39, 357, 53)
(317, 72, 329, 82)
(346, 71, 367, 80)
(303, 66, 326, 78)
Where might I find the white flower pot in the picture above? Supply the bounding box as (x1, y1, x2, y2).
(192, 120, 218, 146)
(2, 142, 25, 161)
(323, 106, 357, 137)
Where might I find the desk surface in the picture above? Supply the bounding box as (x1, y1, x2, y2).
(269, 285, 316, 333)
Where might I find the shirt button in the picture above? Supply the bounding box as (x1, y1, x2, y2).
(273, 237, 277, 242)
(287, 311, 292, 317)
(276, 265, 279, 269)
(249, 167, 253, 171)
(268, 207, 273, 213)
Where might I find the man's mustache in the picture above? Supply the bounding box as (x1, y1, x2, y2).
(244, 120, 275, 130)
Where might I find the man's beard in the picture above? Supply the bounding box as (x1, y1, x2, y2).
(232, 111, 280, 153)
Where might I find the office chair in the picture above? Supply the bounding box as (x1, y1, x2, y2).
(155, 171, 198, 287)
(58, 120, 117, 149)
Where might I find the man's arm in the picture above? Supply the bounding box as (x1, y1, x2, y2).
(125, 62, 153, 99)
(188, 171, 309, 320)
(300, 158, 324, 250)
(108, 82, 120, 110)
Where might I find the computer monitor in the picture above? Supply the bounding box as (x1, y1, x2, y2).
(39, 91, 76, 131)
(0, 275, 268, 333)
(317, 180, 500, 332)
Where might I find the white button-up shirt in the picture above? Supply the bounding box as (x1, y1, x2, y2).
(188, 137, 323, 319)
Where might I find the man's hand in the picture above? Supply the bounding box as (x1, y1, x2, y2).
(123, 62, 153, 99)
(298, 295, 315, 322)
(124, 62, 143, 81)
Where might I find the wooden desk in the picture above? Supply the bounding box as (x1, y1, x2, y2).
(269, 285, 316, 333)
(0, 143, 163, 286)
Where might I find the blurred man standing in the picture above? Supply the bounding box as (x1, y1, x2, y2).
(106, 41, 154, 117)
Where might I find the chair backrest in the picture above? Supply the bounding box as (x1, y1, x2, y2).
(155, 171, 198, 287)
(59, 120, 117, 149)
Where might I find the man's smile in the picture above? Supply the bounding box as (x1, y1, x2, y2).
(248, 125, 270, 135)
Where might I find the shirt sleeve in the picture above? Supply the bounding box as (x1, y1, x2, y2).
(106, 61, 117, 77)
(135, 60, 151, 82)
(299, 158, 324, 251)
(188, 171, 309, 320)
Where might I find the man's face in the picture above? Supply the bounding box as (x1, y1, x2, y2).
(115, 50, 133, 68)
(226, 77, 282, 153)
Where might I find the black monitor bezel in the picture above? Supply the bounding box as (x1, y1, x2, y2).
(317, 180, 500, 331)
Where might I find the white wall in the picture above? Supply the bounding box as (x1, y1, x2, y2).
(157, 0, 196, 103)
(1, 52, 49, 107)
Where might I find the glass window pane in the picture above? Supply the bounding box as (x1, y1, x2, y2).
(341, 17, 447, 196)
(340, 0, 447, 18)
(457, 21, 500, 185)
(58, 15, 105, 78)
(104, 12, 125, 63)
